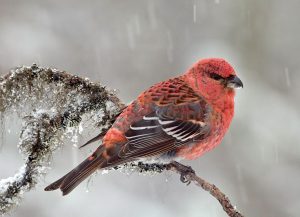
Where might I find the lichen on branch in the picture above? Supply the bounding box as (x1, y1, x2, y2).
(0, 64, 124, 215)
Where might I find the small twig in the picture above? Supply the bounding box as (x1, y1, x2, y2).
(166, 161, 244, 217)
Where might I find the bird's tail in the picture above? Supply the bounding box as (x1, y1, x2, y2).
(45, 146, 107, 195)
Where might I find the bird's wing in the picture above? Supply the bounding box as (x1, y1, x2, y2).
(109, 79, 212, 163)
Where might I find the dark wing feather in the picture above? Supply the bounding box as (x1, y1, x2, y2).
(79, 106, 127, 149)
(110, 80, 212, 163)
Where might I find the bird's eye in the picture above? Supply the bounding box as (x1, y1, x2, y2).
(209, 73, 223, 81)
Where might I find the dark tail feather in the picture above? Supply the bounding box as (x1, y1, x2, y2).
(44, 173, 69, 191)
(79, 130, 108, 149)
(45, 146, 106, 195)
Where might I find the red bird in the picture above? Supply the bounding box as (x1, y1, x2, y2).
(45, 58, 243, 195)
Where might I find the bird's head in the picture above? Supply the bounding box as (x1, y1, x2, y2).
(184, 58, 243, 101)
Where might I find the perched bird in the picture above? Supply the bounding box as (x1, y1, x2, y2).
(45, 58, 243, 195)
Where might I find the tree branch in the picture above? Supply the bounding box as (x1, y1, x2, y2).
(166, 161, 244, 217)
(0, 65, 244, 217)
(0, 64, 124, 215)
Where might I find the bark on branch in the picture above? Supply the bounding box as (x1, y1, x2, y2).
(166, 161, 244, 217)
(0, 65, 244, 217)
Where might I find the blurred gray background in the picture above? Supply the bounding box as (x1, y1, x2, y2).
(0, 0, 299, 217)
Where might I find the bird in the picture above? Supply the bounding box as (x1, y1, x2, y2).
(45, 58, 243, 195)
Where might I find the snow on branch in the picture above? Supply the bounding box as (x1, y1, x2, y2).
(0, 65, 244, 217)
(0, 64, 124, 215)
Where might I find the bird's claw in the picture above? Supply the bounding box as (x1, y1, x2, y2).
(178, 165, 195, 185)
(180, 173, 191, 185)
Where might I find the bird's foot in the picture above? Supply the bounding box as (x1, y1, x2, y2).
(167, 161, 195, 185)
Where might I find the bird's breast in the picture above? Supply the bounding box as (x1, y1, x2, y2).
(176, 102, 234, 160)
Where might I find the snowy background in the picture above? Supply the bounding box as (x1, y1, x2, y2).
(0, 0, 299, 217)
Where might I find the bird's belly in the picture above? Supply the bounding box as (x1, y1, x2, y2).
(175, 127, 226, 160)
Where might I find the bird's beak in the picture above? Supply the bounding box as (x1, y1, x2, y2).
(226, 75, 243, 89)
